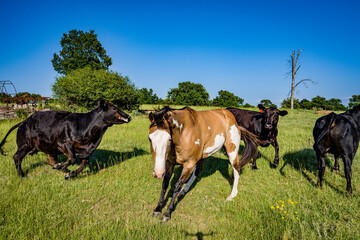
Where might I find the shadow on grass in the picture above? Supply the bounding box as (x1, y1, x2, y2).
(161, 154, 249, 213)
(25, 147, 148, 177)
(88, 148, 148, 174)
(184, 231, 215, 240)
(280, 148, 345, 194)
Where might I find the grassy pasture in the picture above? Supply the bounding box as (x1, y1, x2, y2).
(0, 107, 359, 239)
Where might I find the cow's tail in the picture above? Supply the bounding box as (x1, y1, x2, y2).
(238, 126, 266, 169)
(314, 112, 337, 146)
(0, 122, 22, 156)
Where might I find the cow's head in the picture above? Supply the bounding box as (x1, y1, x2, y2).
(258, 104, 288, 130)
(97, 100, 131, 125)
(349, 104, 360, 126)
(148, 107, 173, 179)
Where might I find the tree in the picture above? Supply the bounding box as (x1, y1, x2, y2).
(167, 81, 209, 106)
(327, 98, 346, 111)
(281, 97, 300, 109)
(299, 98, 313, 109)
(349, 95, 360, 108)
(138, 88, 160, 104)
(52, 29, 112, 75)
(260, 99, 277, 108)
(212, 90, 244, 108)
(288, 49, 315, 109)
(311, 96, 327, 109)
(52, 67, 139, 110)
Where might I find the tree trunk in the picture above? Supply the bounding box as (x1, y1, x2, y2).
(290, 49, 303, 109)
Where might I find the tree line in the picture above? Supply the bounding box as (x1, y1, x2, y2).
(17, 29, 357, 111)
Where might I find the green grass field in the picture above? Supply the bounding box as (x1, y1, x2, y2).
(0, 107, 359, 239)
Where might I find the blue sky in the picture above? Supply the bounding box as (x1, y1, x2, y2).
(0, 0, 359, 106)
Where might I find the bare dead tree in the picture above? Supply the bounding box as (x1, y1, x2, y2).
(289, 49, 316, 109)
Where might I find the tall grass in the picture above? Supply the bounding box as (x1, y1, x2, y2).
(0, 108, 359, 239)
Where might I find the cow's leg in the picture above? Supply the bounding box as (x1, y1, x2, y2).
(224, 128, 241, 201)
(13, 148, 29, 177)
(314, 144, 326, 189)
(332, 154, 340, 174)
(271, 138, 280, 168)
(153, 161, 175, 217)
(161, 163, 195, 222)
(251, 151, 259, 170)
(179, 159, 204, 197)
(342, 154, 352, 194)
(46, 154, 58, 166)
(64, 158, 89, 180)
(53, 144, 76, 170)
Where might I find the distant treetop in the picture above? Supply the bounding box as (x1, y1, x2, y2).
(51, 29, 112, 75)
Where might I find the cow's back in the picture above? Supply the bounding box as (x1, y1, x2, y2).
(16, 111, 72, 153)
(227, 108, 262, 134)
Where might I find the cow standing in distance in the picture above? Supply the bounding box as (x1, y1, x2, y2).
(313, 104, 360, 194)
(227, 104, 288, 169)
(0, 100, 131, 179)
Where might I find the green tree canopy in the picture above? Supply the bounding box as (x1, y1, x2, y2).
(52, 67, 139, 110)
(299, 99, 313, 109)
(52, 29, 112, 75)
(167, 81, 209, 106)
(311, 96, 327, 109)
(260, 99, 277, 108)
(212, 90, 244, 108)
(327, 98, 346, 111)
(138, 88, 160, 104)
(281, 98, 300, 109)
(349, 95, 360, 108)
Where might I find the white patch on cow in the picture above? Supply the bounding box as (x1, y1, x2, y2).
(204, 133, 225, 156)
(180, 165, 197, 195)
(172, 119, 183, 132)
(149, 130, 171, 176)
(229, 124, 240, 147)
(208, 126, 211, 130)
(194, 139, 200, 145)
(228, 124, 240, 164)
(228, 151, 237, 164)
(172, 119, 179, 128)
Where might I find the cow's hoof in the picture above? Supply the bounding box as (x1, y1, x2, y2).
(53, 163, 65, 170)
(64, 171, 77, 180)
(153, 211, 162, 217)
(272, 163, 279, 168)
(252, 166, 259, 170)
(161, 215, 171, 222)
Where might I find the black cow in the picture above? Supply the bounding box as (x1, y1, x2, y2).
(0, 100, 131, 179)
(227, 104, 288, 169)
(313, 104, 360, 194)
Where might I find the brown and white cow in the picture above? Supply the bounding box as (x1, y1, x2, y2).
(148, 106, 259, 221)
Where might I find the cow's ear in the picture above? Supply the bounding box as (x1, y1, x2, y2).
(258, 104, 266, 112)
(279, 110, 288, 116)
(97, 100, 108, 110)
(149, 113, 155, 122)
